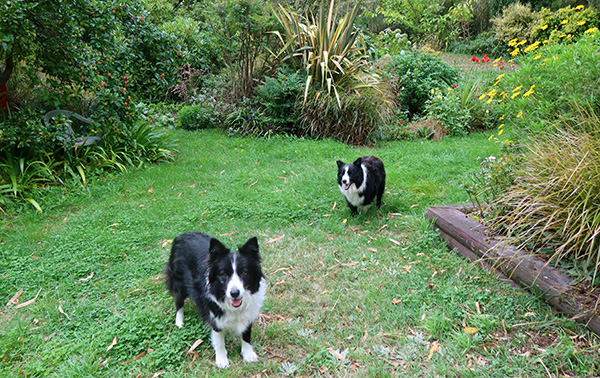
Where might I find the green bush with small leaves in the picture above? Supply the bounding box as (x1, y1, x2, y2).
(492, 2, 539, 46)
(177, 104, 219, 130)
(388, 52, 459, 119)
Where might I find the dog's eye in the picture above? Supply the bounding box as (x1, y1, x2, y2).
(240, 272, 247, 278)
(221, 274, 229, 279)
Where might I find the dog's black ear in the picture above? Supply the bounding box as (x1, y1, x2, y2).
(239, 236, 260, 259)
(209, 237, 229, 257)
(337, 160, 345, 169)
(353, 157, 363, 166)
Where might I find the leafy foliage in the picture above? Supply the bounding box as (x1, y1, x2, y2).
(492, 2, 539, 46)
(255, 69, 305, 135)
(424, 88, 471, 136)
(273, 0, 381, 107)
(531, 5, 600, 45)
(388, 52, 459, 119)
(177, 104, 219, 130)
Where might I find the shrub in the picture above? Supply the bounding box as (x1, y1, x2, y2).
(255, 69, 305, 135)
(273, 0, 383, 108)
(300, 85, 394, 145)
(531, 5, 600, 45)
(449, 30, 505, 58)
(388, 52, 459, 119)
(424, 87, 471, 136)
(492, 2, 539, 47)
(177, 104, 219, 130)
(492, 121, 600, 286)
(224, 99, 274, 138)
(492, 31, 600, 134)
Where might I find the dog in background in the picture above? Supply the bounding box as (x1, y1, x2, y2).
(165, 232, 267, 368)
(337, 156, 386, 215)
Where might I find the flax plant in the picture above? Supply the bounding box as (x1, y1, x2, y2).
(492, 113, 600, 285)
(272, 0, 380, 107)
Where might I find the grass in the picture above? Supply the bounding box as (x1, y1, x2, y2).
(1, 129, 599, 377)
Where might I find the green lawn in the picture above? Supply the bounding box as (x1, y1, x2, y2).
(1, 129, 598, 377)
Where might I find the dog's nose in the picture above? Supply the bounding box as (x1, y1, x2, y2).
(342, 179, 348, 184)
(230, 289, 240, 298)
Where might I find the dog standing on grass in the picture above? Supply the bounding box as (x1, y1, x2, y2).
(165, 232, 267, 368)
(337, 156, 386, 215)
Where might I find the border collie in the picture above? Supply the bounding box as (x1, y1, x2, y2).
(165, 232, 267, 369)
(337, 156, 386, 215)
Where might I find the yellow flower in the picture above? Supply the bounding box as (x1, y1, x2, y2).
(516, 111, 523, 118)
(498, 124, 504, 129)
(534, 53, 542, 60)
(561, 19, 569, 25)
(498, 129, 504, 136)
(510, 47, 520, 56)
(559, 33, 567, 38)
(585, 27, 598, 34)
(522, 85, 535, 97)
(479, 93, 487, 100)
(524, 41, 540, 52)
(575, 5, 584, 10)
(517, 40, 527, 47)
(541, 24, 548, 30)
(486, 97, 494, 104)
(496, 73, 505, 80)
(430, 89, 435, 94)
(577, 21, 586, 26)
(510, 91, 521, 99)
(512, 85, 523, 92)
(499, 114, 505, 120)
(493, 57, 503, 63)
(487, 89, 497, 97)
(488, 134, 494, 141)
(508, 38, 518, 47)
(508, 59, 515, 63)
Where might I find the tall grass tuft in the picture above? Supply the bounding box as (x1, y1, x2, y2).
(493, 102, 600, 285)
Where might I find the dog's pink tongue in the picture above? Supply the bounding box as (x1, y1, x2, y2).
(344, 184, 350, 190)
(232, 298, 242, 308)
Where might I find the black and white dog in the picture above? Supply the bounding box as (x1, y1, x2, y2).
(165, 232, 267, 368)
(337, 156, 386, 215)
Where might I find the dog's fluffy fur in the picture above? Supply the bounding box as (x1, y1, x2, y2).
(337, 156, 386, 215)
(165, 232, 267, 368)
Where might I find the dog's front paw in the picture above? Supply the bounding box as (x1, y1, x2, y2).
(215, 355, 230, 369)
(241, 342, 258, 363)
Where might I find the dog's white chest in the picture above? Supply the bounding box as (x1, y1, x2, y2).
(339, 164, 368, 207)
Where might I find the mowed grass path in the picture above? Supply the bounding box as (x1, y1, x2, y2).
(1, 129, 598, 377)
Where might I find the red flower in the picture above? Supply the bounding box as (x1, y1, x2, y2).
(81, 76, 85, 81)
(483, 54, 488, 60)
(376, 65, 380, 69)
(100, 81, 106, 87)
(471, 56, 477, 61)
(398, 120, 403, 125)
(452, 84, 457, 89)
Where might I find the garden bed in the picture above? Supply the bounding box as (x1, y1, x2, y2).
(426, 203, 600, 336)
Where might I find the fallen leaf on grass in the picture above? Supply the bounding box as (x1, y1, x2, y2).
(106, 336, 118, 352)
(79, 270, 94, 282)
(220, 232, 237, 236)
(464, 327, 480, 335)
(186, 338, 204, 356)
(266, 235, 285, 244)
(326, 347, 345, 361)
(14, 288, 42, 309)
(391, 298, 402, 305)
(389, 238, 402, 246)
(6, 289, 23, 307)
(428, 341, 440, 359)
(58, 305, 71, 320)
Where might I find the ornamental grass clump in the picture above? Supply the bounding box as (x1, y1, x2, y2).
(492, 106, 600, 286)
